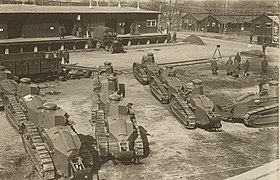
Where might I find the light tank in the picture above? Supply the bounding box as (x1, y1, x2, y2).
(218, 81, 279, 127)
(0, 68, 99, 180)
(92, 75, 149, 162)
(149, 66, 222, 130)
(132, 53, 159, 84)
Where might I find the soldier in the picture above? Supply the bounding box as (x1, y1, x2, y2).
(261, 56, 268, 75)
(172, 32, 177, 43)
(59, 24, 63, 39)
(262, 43, 267, 54)
(232, 60, 240, 78)
(211, 58, 218, 75)
(249, 33, 253, 44)
(243, 59, 249, 76)
(225, 56, 233, 76)
(167, 32, 171, 43)
(234, 52, 241, 63)
(63, 49, 70, 64)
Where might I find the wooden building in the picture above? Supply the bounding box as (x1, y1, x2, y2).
(252, 13, 279, 44)
(0, 4, 161, 39)
(181, 13, 253, 34)
(181, 13, 208, 31)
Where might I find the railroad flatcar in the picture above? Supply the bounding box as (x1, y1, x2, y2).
(0, 51, 62, 81)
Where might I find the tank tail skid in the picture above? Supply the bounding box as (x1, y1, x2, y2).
(149, 77, 169, 104)
(170, 94, 196, 129)
(95, 110, 109, 162)
(133, 63, 148, 85)
(244, 104, 279, 127)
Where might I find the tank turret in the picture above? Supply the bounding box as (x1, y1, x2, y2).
(2, 77, 99, 179)
(93, 74, 149, 162)
(219, 81, 279, 127)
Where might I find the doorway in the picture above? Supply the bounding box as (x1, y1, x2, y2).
(105, 19, 117, 32)
(124, 19, 134, 34)
(7, 20, 23, 39)
(59, 19, 75, 36)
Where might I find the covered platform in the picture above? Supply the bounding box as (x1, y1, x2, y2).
(0, 33, 167, 54)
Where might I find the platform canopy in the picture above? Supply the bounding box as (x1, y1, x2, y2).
(0, 4, 161, 14)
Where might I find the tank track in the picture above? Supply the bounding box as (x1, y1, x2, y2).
(170, 94, 196, 129)
(244, 104, 279, 127)
(150, 77, 169, 104)
(5, 95, 55, 180)
(133, 63, 148, 85)
(94, 110, 109, 162)
(130, 119, 144, 159)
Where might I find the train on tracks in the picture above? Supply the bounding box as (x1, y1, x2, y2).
(0, 67, 100, 180)
(0, 51, 62, 81)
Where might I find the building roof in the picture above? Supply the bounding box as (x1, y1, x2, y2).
(267, 15, 279, 24)
(0, 4, 160, 14)
(251, 14, 279, 24)
(214, 15, 253, 23)
(182, 13, 208, 21)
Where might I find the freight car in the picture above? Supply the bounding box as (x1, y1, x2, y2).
(92, 25, 124, 53)
(0, 51, 62, 81)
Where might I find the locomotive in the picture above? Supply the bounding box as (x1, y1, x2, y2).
(92, 75, 149, 162)
(0, 67, 99, 180)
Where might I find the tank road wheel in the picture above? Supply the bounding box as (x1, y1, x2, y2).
(96, 42, 101, 49)
(108, 46, 114, 54)
(139, 126, 150, 158)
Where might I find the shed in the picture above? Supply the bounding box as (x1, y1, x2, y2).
(251, 13, 279, 43)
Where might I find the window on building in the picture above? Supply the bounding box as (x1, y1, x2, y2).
(212, 22, 216, 27)
(207, 22, 210, 27)
(255, 23, 261, 28)
(266, 23, 272, 28)
(146, 20, 157, 27)
(184, 19, 189, 23)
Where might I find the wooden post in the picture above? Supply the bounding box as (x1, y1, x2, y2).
(20, 46, 24, 53)
(127, 41, 131, 46)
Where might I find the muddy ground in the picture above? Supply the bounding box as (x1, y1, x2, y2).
(0, 35, 278, 180)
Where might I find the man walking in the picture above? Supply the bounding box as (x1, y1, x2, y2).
(234, 52, 241, 63)
(261, 56, 268, 75)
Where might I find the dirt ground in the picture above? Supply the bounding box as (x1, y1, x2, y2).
(0, 35, 278, 180)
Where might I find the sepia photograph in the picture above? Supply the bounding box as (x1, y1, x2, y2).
(0, 0, 278, 179)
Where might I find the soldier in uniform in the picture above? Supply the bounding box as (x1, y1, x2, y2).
(261, 56, 268, 75)
(262, 43, 267, 54)
(211, 58, 218, 75)
(243, 59, 249, 76)
(225, 56, 233, 76)
(172, 32, 177, 43)
(232, 60, 240, 78)
(249, 33, 253, 44)
(63, 49, 70, 64)
(167, 32, 171, 43)
(234, 52, 241, 63)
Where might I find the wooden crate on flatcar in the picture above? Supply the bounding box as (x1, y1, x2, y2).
(0, 52, 62, 81)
